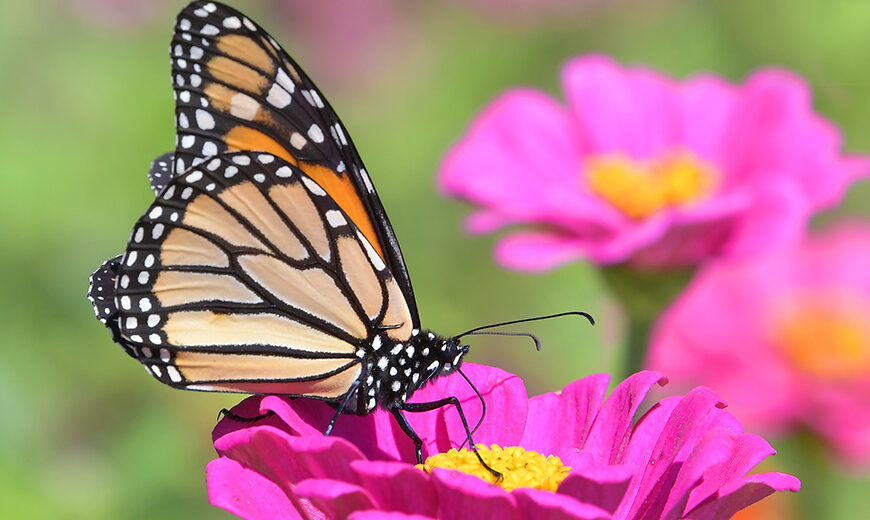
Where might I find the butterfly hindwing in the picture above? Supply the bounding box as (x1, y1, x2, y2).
(148, 152, 175, 195)
(88, 255, 139, 359)
(111, 151, 413, 397)
(169, 1, 419, 325)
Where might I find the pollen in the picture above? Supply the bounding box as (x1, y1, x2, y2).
(584, 150, 717, 219)
(417, 444, 571, 492)
(774, 301, 870, 381)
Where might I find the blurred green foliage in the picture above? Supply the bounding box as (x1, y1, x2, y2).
(1, 0, 868, 518)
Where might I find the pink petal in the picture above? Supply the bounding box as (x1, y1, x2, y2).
(348, 512, 437, 520)
(293, 479, 377, 519)
(582, 371, 668, 465)
(512, 487, 612, 520)
(429, 469, 521, 520)
(522, 373, 610, 458)
(439, 88, 581, 209)
(495, 232, 589, 271)
(216, 426, 365, 492)
(622, 387, 726, 520)
(556, 465, 634, 515)
(658, 431, 736, 520)
(685, 432, 776, 512)
(350, 460, 439, 516)
(722, 179, 809, 258)
(268, 395, 413, 463)
(406, 363, 528, 456)
(562, 55, 680, 158)
(206, 457, 303, 520)
(684, 473, 801, 520)
(677, 75, 739, 166)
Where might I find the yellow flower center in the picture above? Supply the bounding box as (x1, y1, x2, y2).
(584, 150, 717, 219)
(774, 300, 870, 381)
(417, 444, 571, 492)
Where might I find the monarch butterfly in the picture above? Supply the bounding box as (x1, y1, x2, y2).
(87, 1, 589, 472)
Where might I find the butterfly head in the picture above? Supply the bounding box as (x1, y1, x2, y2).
(410, 329, 469, 381)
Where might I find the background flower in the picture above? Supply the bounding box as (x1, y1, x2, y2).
(208, 364, 798, 519)
(440, 55, 868, 271)
(649, 223, 870, 465)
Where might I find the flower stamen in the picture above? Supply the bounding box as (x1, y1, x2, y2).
(584, 150, 717, 219)
(417, 444, 570, 492)
(774, 299, 870, 380)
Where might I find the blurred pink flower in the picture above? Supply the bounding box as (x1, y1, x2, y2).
(453, 0, 611, 23)
(268, 0, 419, 87)
(649, 222, 870, 465)
(207, 363, 798, 519)
(440, 55, 868, 271)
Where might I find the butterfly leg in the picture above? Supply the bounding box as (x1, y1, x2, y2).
(398, 398, 502, 479)
(325, 380, 361, 436)
(389, 407, 426, 464)
(217, 408, 275, 423)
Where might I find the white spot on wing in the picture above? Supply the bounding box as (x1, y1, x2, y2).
(360, 168, 374, 193)
(276, 68, 295, 93)
(167, 366, 182, 382)
(230, 92, 259, 120)
(289, 132, 306, 150)
(222, 16, 241, 29)
(325, 210, 346, 228)
(307, 124, 324, 143)
(195, 109, 215, 130)
(357, 230, 386, 271)
(266, 83, 291, 108)
(301, 176, 326, 196)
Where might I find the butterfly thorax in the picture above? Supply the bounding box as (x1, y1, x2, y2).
(352, 329, 469, 414)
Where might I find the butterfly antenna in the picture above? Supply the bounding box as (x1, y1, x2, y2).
(456, 367, 486, 449)
(456, 311, 594, 338)
(463, 330, 542, 351)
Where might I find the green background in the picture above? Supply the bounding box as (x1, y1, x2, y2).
(2, 1, 868, 518)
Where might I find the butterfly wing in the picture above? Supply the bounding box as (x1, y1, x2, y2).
(168, 1, 419, 325)
(88, 255, 142, 360)
(148, 152, 175, 195)
(106, 151, 413, 400)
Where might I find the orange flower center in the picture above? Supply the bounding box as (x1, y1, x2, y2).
(417, 444, 570, 492)
(774, 301, 870, 381)
(584, 150, 717, 219)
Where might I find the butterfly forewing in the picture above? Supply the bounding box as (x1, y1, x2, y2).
(111, 151, 413, 398)
(168, 1, 419, 324)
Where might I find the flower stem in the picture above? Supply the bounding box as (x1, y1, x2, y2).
(601, 265, 695, 378)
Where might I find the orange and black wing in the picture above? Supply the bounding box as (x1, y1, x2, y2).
(89, 151, 414, 398)
(166, 1, 419, 326)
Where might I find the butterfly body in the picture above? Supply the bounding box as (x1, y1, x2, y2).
(352, 330, 467, 414)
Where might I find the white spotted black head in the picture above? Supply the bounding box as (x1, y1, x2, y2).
(348, 329, 470, 414)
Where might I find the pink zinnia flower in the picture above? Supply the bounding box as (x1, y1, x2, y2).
(439, 55, 868, 271)
(649, 222, 870, 465)
(207, 363, 798, 519)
